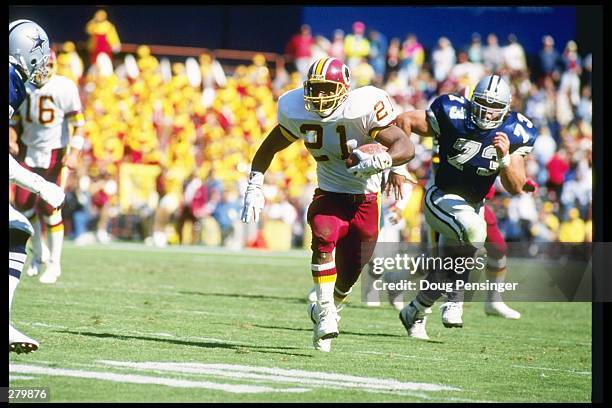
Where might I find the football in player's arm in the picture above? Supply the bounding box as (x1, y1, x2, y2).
(242, 57, 414, 352)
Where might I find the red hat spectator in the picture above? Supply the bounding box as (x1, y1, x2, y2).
(353, 21, 365, 35)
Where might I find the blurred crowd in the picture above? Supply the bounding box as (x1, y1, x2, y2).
(40, 12, 592, 249)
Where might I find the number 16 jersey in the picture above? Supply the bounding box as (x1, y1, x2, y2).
(277, 85, 397, 194)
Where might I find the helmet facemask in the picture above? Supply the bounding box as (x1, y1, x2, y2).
(31, 54, 51, 87)
(470, 93, 509, 130)
(303, 79, 348, 117)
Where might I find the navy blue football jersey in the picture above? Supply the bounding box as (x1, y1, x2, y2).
(9, 63, 27, 119)
(426, 93, 537, 202)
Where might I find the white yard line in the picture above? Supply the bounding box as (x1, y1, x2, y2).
(511, 365, 591, 376)
(97, 361, 461, 393)
(9, 364, 309, 394)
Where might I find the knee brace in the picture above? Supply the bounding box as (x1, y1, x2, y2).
(456, 211, 487, 248)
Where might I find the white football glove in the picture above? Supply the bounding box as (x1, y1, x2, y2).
(241, 171, 265, 223)
(38, 180, 66, 209)
(347, 150, 393, 179)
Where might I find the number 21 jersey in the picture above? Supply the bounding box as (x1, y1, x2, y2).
(277, 85, 397, 194)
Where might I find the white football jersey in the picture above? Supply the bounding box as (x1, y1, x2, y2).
(12, 75, 84, 151)
(278, 86, 398, 194)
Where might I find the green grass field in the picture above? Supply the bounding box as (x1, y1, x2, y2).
(9, 242, 592, 403)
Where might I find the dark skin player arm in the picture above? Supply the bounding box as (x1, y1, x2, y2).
(375, 124, 415, 165)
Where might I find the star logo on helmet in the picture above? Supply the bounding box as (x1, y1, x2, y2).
(28, 31, 46, 53)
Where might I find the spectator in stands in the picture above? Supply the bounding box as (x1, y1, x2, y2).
(483, 33, 503, 74)
(399, 34, 425, 83)
(507, 191, 538, 243)
(148, 168, 182, 247)
(561, 164, 591, 218)
(502, 33, 527, 75)
(576, 85, 592, 124)
(385, 37, 402, 80)
(353, 57, 376, 88)
(344, 21, 370, 70)
(558, 41, 582, 113)
(175, 171, 206, 244)
(89, 169, 117, 244)
(367, 29, 388, 85)
(533, 125, 557, 171)
(56, 41, 84, 84)
(546, 148, 570, 201)
(311, 35, 331, 62)
(467, 32, 484, 64)
(558, 208, 587, 243)
(285, 24, 315, 81)
(64, 172, 94, 245)
(85, 9, 121, 65)
(431, 36, 456, 83)
(448, 50, 485, 89)
(329, 29, 345, 61)
(212, 189, 241, 246)
(538, 35, 562, 82)
(532, 202, 559, 242)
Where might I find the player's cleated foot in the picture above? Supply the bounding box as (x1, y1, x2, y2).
(313, 337, 332, 352)
(440, 301, 464, 328)
(25, 258, 44, 277)
(39, 261, 61, 284)
(309, 302, 339, 352)
(484, 301, 521, 319)
(399, 301, 431, 340)
(96, 229, 112, 244)
(9, 325, 39, 354)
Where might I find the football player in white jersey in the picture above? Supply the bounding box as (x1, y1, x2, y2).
(9, 19, 65, 353)
(10, 49, 86, 284)
(241, 57, 414, 352)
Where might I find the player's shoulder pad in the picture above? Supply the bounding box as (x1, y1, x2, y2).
(504, 111, 538, 155)
(427, 93, 468, 133)
(53, 75, 78, 88)
(430, 93, 468, 115)
(277, 87, 307, 120)
(343, 86, 393, 120)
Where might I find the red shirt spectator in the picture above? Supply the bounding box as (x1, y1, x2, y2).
(547, 150, 569, 186)
(285, 24, 315, 79)
(285, 24, 315, 59)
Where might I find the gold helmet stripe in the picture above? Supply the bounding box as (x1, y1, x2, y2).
(320, 57, 334, 76)
(315, 57, 330, 76)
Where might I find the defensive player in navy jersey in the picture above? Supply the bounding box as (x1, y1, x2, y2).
(395, 75, 537, 339)
(9, 19, 65, 353)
